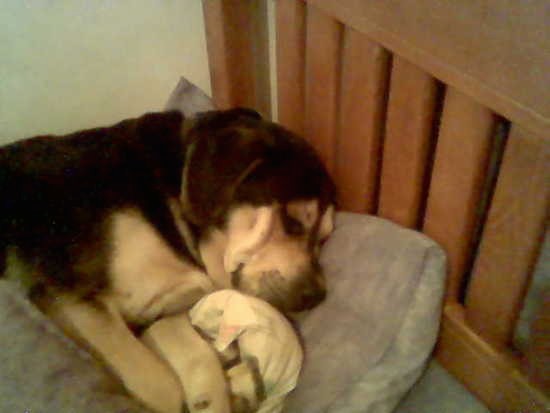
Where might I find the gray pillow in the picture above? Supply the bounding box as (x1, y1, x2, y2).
(286, 212, 446, 413)
(164, 77, 215, 116)
(0, 280, 152, 413)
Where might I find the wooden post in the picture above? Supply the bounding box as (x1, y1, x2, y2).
(202, 0, 271, 115)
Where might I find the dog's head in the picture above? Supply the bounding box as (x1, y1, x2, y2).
(179, 108, 336, 312)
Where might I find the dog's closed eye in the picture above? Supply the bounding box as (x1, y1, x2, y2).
(284, 216, 305, 236)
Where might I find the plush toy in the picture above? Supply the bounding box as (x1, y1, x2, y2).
(141, 290, 303, 413)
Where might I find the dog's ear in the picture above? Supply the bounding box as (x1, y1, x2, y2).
(223, 206, 275, 274)
(132, 111, 186, 195)
(180, 109, 268, 226)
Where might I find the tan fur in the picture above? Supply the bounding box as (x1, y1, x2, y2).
(43, 209, 222, 413)
(106, 209, 213, 324)
(45, 297, 185, 413)
(223, 206, 275, 274)
(44, 202, 334, 412)
(287, 199, 319, 230)
(141, 314, 231, 413)
(233, 205, 313, 301)
(199, 229, 233, 289)
(318, 205, 335, 241)
(199, 201, 334, 311)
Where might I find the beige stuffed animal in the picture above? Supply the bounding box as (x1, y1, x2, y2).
(141, 290, 303, 413)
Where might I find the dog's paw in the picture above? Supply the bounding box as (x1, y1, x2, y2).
(183, 386, 231, 413)
(216, 341, 240, 369)
(229, 395, 253, 413)
(226, 358, 265, 413)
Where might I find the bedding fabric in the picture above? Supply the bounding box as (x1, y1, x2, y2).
(0, 279, 151, 413)
(285, 212, 446, 413)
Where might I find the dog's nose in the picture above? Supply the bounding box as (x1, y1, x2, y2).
(299, 284, 327, 310)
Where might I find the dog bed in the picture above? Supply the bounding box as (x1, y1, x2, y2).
(285, 212, 446, 412)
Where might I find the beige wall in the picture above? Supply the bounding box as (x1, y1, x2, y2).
(0, 0, 211, 144)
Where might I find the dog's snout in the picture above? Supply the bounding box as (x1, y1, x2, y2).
(296, 273, 327, 310)
(300, 285, 326, 310)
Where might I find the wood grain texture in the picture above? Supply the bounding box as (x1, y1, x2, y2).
(203, 0, 256, 109)
(304, 4, 342, 175)
(249, 0, 272, 117)
(524, 289, 550, 395)
(422, 88, 494, 303)
(276, 0, 306, 134)
(211, 2, 549, 407)
(437, 303, 550, 413)
(378, 56, 438, 228)
(335, 27, 390, 213)
(466, 127, 550, 346)
(305, 0, 550, 137)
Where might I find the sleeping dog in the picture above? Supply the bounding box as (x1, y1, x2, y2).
(0, 108, 335, 412)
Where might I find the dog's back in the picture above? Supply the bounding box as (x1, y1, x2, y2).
(0, 111, 188, 295)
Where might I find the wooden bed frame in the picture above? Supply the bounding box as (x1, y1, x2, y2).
(201, 1, 549, 411)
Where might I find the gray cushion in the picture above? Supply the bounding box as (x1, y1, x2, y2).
(0, 212, 445, 413)
(0, 280, 152, 413)
(286, 212, 446, 413)
(395, 360, 490, 413)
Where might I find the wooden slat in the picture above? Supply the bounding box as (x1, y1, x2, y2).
(249, 0, 272, 117)
(203, 0, 256, 109)
(524, 289, 550, 395)
(466, 127, 550, 346)
(305, 0, 550, 137)
(437, 303, 550, 413)
(335, 27, 390, 213)
(423, 88, 494, 302)
(304, 5, 342, 175)
(378, 56, 438, 228)
(276, 0, 306, 134)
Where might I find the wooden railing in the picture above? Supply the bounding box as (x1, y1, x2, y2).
(202, 1, 550, 411)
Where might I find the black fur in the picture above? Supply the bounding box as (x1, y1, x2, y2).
(0, 111, 191, 297)
(0, 108, 335, 301)
(184, 109, 335, 227)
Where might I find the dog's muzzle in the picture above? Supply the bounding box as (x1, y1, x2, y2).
(253, 267, 327, 313)
(298, 280, 327, 310)
(291, 273, 327, 311)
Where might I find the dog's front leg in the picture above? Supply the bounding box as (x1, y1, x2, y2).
(46, 298, 184, 413)
(142, 314, 231, 413)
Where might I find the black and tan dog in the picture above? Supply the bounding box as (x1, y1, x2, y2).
(0, 108, 335, 412)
